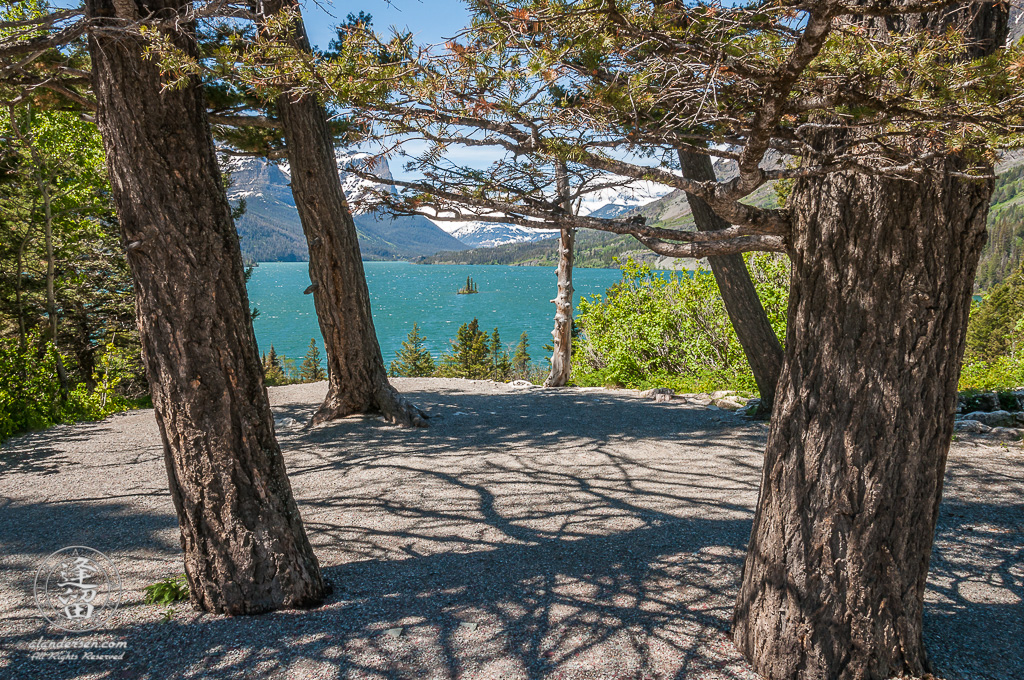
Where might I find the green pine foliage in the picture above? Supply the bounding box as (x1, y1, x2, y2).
(975, 165, 1024, 292)
(960, 264, 1024, 390)
(512, 331, 531, 375)
(489, 327, 512, 379)
(390, 323, 436, 377)
(438, 318, 493, 380)
(572, 255, 790, 394)
(299, 338, 327, 382)
(262, 345, 293, 386)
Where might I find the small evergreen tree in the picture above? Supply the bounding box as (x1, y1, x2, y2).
(390, 324, 436, 377)
(299, 338, 327, 382)
(512, 331, 531, 376)
(263, 344, 286, 385)
(489, 327, 512, 380)
(439, 318, 491, 379)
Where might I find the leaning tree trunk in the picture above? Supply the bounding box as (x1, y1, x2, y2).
(86, 0, 324, 614)
(732, 158, 993, 679)
(545, 160, 575, 387)
(677, 150, 783, 414)
(258, 0, 426, 427)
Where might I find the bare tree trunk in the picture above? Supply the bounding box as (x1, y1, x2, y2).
(86, 0, 324, 614)
(732, 158, 992, 679)
(677, 150, 783, 414)
(257, 0, 426, 427)
(545, 160, 575, 387)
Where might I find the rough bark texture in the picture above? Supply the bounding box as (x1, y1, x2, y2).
(732, 159, 992, 679)
(86, 0, 324, 614)
(545, 161, 575, 387)
(259, 0, 426, 427)
(678, 150, 784, 414)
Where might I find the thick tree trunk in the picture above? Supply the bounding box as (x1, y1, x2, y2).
(86, 0, 324, 614)
(258, 0, 426, 427)
(732, 159, 992, 678)
(677, 150, 783, 414)
(545, 160, 575, 387)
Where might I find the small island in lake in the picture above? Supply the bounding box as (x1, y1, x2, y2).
(457, 276, 479, 294)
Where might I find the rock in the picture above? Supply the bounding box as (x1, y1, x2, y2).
(510, 380, 535, 389)
(986, 427, 1024, 441)
(274, 417, 300, 429)
(711, 390, 736, 400)
(742, 398, 763, 415)
(962, 410, 1017, 427)
(642, 388, 675, 401)
(954, 420, 992, 434)
(714, 397, 747, 411)
(687, 397, 713, 406)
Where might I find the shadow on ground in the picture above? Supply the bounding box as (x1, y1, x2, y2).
(0, 382, 1021, 679)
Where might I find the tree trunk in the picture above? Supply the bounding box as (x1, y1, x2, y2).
(85, 0, 324, 614)
(732, 158, 992, 678)
(677, 150, 783, 414)
(258, 0, 426, 427)
(545, 160, 575, 387)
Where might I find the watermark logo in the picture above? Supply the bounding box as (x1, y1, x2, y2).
(34, 546, 123, 632)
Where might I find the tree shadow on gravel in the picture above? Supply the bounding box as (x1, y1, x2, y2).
(0, 426, 102, 476)
(1, 385, 1020, 679)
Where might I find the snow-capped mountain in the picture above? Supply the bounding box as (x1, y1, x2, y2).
(427, 178, 675, 248)
(435, 221, 560, 248)
(221, 152, 469, 262)
(577, 180, 674, 217)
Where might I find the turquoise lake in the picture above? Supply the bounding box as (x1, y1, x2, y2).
(246, 261, 626, 367)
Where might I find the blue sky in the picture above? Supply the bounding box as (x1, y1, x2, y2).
(291, 0, 471, 52)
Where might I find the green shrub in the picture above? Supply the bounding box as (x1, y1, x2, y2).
(144, 574, 190, 605)
(572, 255, 789, 394)
(0, 334, 136, 441)
(0, 335, 65, 440)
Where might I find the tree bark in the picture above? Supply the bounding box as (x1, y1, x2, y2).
(732, 158, 992, 679)
(85, 0, 324, 614)
(545, 160, 575, 387)
(257, 0, 427, 427)
(677, 150, 783, 414)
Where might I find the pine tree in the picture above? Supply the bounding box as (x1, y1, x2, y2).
(299, 338, 326, 382)
(389, 324, 436, 377)
(512, 331, 531, 376)
(264, 344, 286, 385)
(438, 318, 491, 379)
(489, 327, 511, 380)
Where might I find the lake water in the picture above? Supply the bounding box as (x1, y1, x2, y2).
(246, 262, 625, 368)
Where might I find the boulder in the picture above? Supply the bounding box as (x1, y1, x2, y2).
(954, 420, 991, 434)
(711, 390, 736, 400)
(986, 427, 1024, 441)
(714, 397, 748, 411)
(962, 410, 1018, 428)
(642, 388, 675, 402)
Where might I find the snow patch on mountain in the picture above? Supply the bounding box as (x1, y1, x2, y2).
(222, 150, 397, 214)
(426, 177, 675, 248)
(437, 221, 559, 248)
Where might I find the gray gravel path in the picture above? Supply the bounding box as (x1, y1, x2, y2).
(0, 378, 1021, 680)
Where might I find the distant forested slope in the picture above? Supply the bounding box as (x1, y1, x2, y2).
(976, 164, 1024, 292)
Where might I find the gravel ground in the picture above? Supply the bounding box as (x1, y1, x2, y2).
(0, 378, 1021, 680)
